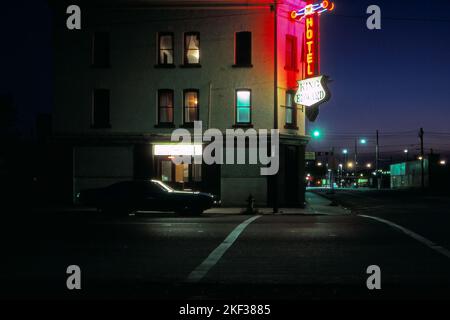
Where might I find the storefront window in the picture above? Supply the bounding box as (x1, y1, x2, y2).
(161, 160, 172, 182)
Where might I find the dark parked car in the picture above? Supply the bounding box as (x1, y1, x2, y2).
(77, 180, 219, 215)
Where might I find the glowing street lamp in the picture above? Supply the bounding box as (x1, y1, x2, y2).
(366, 163, 372, 169)
(440, 160, 447, 166)
(342, 149, 348, 154)
(312, 129, 321, 138)
(360, 139, 367, 144)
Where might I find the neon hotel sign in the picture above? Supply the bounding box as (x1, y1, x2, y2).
(291, 1, 334, 108)
(291, 0, 335, 78)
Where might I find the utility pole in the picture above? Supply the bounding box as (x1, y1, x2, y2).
(419, 128, 425, 189)
(376, 130, 380, 189)
(272, 2, 278, 213)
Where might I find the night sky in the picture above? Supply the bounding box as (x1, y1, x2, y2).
(1, 0, 449, 157)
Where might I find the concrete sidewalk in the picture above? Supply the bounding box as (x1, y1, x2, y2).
(34, 192, 350, 216)
(204, 192, 350, 216)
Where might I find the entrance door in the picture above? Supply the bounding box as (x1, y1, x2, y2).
(156, 156, 202, 190)
(285, 145, 299, 205)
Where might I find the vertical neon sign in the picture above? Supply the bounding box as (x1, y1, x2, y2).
(290, 0, 335, 79)
(305, 8, 319, 78)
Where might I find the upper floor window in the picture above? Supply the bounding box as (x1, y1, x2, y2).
(158, 89, 174, 125)
(183, 89, 199, 125)
(285, 35, 298, 71)
(285, 91, 297, 128)
(234, 31, 252, 67)
(92, 89, 110, 128)
(92, 32, 110, 68)
(236, 89, 251, 125)
(158, 32, 174, 66)
(184, 32, 200, 65)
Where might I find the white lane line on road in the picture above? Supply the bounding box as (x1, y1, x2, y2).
(185, 215, 262, 283)
(359, 214, 450, 259)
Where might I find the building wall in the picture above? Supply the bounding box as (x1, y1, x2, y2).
(54, 6, 275, 134)
(53, 1, 309, 206)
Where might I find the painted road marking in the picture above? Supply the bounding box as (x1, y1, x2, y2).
(359, 214, 450, 259)
(186, 215, 262, 283)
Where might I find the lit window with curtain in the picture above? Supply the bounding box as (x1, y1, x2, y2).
(158, 89, 174, 125)
(183, 89, 199, 124)
(236, 89, 251, 125)
(158, 32, 174, 65)
(184, 32, 200, 65)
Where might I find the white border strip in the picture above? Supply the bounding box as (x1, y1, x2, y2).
(186, 215, 262, 283)
(359, 214, 450, 259)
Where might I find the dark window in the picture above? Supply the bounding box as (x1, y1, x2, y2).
(236, 89, 251, 124)
(285, 91, 297, 128)
(92, 89, 110, 128)
(235, 31, 252, 66)
(92, 32, 110, 67)
(158, 32, 174, 65)
(285, 35, 298, 70)
(184, 32, 200, 65)
(183, 89, 199, 124)
(158, 89, 174, 124)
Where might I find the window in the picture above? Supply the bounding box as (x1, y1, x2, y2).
(236, 89, 251, 125)
(184, 32, 200, 65)
(158, 32, 174, 65)
(161, 160, 172, 182)
(92, 32, 110, 67)
(235, 31, 252, 67)
(183, 89, 199, 124)
(285, 35, 298, 70)
(158, 89, 174, 125)
(92, 89, 110, 128)
(285, 91, 297, 128)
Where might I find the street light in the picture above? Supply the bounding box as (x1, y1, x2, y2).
(312, 129, 321, 138)
(440, 160, 447, 166)
(342, 149, 348, 154)
(366, 163, 372, 169)
(404, 149, 409, 161)
(347, 162, 354, 169)
(360, 139, 367, 144)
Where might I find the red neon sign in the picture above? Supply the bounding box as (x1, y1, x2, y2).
(305, 10, 319, 78)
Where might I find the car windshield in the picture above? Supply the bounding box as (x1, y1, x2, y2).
(151, 180, 174, 192)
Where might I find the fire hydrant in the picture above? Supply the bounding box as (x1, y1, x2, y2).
(246, 194, 255, 213)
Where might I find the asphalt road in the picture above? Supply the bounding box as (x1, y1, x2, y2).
(2, 190, 450, 300)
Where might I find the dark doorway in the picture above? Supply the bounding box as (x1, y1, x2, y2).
(285, 145, 299, 205)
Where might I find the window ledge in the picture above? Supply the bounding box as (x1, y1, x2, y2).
(232, 64, 253, 68)
(180, 64, 202, 68)
(91, 124, 111, 129)
(233, 124, 254, 129)
(154, 123, 175, 128)
(154, 64, 176, 69)
(91, 64, 111, 69)
(284, 125, 299, 130)
(179, 123, 196, 128)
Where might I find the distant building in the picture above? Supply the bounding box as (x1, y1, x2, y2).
(51, 0, 309, 206)
(390, 154, 449, 190)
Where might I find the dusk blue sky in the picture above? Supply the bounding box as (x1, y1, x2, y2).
(1, 0, 449, 156)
